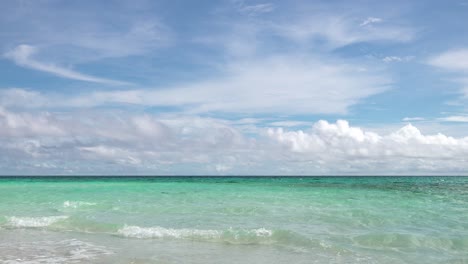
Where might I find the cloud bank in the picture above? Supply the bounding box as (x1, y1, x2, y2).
(1, 107, 468, 175)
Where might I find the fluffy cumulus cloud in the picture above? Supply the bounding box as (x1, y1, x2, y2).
(267, 120, 468, 174)
(1, 106, 468, 175)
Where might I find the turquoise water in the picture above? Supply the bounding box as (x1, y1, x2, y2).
(0, 176, 467, 263)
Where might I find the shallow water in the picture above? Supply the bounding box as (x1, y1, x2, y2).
(0, 176, 467, 263)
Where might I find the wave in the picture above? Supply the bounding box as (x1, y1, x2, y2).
(5, 216, 69, 228)
(118, 225, 221, 239)
(1, 216, 317, 247)
(63, 200, 97, 209)
(117, 225, 311, 246)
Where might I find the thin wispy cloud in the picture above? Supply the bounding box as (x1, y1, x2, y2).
(438, 115, 468, 122)
(0, 55, 390, 114)
(5, 45, 128, 85)
(272, 15, 414, 48)
(428, 49, 468, 98)
(360, 17, 383, 26)
(234, 1, 275, 16)
(428, 49, 468, 72)
(383, 56, 414, 63)
(403, 117, 425, 121)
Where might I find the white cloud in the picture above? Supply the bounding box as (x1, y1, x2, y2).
(4, 45, 128, 85)
(235, 1, 275, 16)
(402, 117, 425, 121)
(273, 15, 413, 48)
(360, 17, 383, 27)
(214, 164, 233, 173)
(268, 121, 312, 127)
(1, 107, 468, 175)
(0, 107, 257, 174)
(383, 56, 414, 63)
(0, 88, 47, 108)
(80, 146, 143, 166)
(269, 119, 468, 157)
(438, 115, 468, 122)
(428, 49, 468, 72)
(268, 120, 468, 174)
(0, 1, 172, 62)
(268, 120, 381, 153)
(4, 56, 388, 115)
(0, 107, 65, 137)
(198, 8, 415, 60)
(428, 49, 468, 98)
(144, 56, 389, 114)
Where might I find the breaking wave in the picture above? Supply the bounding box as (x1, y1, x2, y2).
(117, 225, 311, 246)
(1, 216, 316, 247)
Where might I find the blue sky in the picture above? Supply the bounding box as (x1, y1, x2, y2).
(1, 0, 468, 175)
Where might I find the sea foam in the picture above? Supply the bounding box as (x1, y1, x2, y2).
(0, 238, 113, 263)
(117, 225, 288, 245)
(6, 216, 68, 228)
(118, 225, 221, 239)
(63, 200, 97, 209)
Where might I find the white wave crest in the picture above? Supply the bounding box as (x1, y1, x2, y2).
(118, 225, 220, 239)
(118, 225, 275, 243)
(63, 200, 97, 208)
(6, 216, 68, 228)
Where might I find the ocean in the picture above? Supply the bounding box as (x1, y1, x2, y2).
(0, 176, 467, 263)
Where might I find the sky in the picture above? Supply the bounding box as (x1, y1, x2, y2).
(1, 0, 468, 175)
